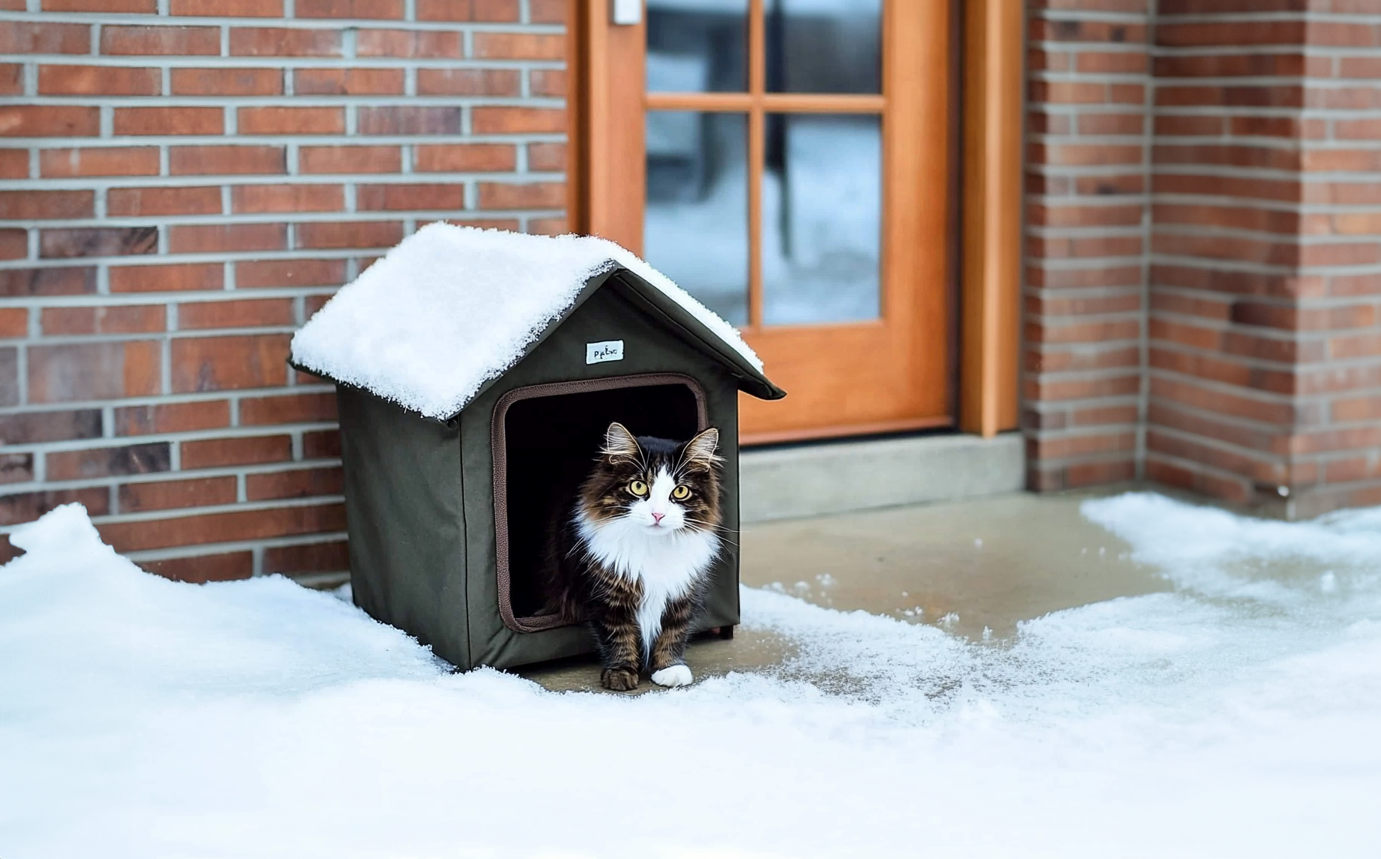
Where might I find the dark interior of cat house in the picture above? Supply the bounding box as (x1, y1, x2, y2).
(495, 378, 706, 626)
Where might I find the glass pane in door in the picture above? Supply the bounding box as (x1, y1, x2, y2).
(647, 0, 749, 93)
(762, 113, 881, 326)
(765, 0, 882, 94)
(644, 111, 750, 326)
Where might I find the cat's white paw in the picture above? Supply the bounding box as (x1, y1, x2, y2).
(651, 664, 693, 687)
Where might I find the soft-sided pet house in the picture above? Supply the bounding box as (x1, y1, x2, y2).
(290, 223, 785, 671)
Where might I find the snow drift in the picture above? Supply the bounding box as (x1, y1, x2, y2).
(2, 495, 1379, 858)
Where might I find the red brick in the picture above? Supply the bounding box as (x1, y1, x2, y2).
(0, 106, 100, 137)
(171, 67, 283, 96)
(229, 28, 343, 57)
(471, 107, 565, 134)
(529, 218, 567, 239)
(0, 190, 92, 221)
(235, 258, 346, 289)
(528, 0, 563, 23)
(357, 107, 461, 135)
(526, 142, 565, 172)
(300, 145, 401, 174)
(119, 476, 238, 513)
(28, 341, 160, 403)
(115, 400, 231, 435)
(416, 68, 520, 96)
(99, 503, 345, 553)
(239, 107, 344, 135)
(473, 32, 564, 60)
(0, 409, 102, 445)
(177, 298, 295, 329)
(416, 0, 518, 20)
(170, 0, 282, 13)
(295, 221, 403, 249)
(40, 147, 158, 178)
(294, 67, 404, 95)
(182, 434, 292, 469)
(357, 183, 464, 211)
(246, 466, 344, 501)
(114, 107, 223, 136)
(1333, 396, 1381, 422)
(39, 65, 161, 97)
(0, 308, 26, 338)
(240, 392, 338, 425)
(356, 29, 462, 58)
(101, 26, 220, 55)
(530, 69, 566, 97)
(140, 552, 254, 584)
(167, 224, 287, 254)
(0, 22, 90, 54)
(41, 227, 159, 258)
(415, 143, 516, 172)
(0, 268, 96, 298)
(0, 148, 25, 178)
(110, 262, 223, 294)
(108, 186, 222, 217)
(0, 230, 25, 260)
(0, 489, 110, 527)
(231, 184, 343, 213)
(296, 0, 403, 16)
(263, 539, 349, 575)
(170, 145, 286, 175)
(477, 182, 565, 210)
(1157, 20, 1305, 48)
(170, 334, 290, 392)
(46, 0, 155, 9)
(48, 441, 171, 482)
(0, 453, 34, 485)
(42, 305, 165, 336)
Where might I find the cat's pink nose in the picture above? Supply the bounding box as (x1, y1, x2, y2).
(651, 512, 665, 525)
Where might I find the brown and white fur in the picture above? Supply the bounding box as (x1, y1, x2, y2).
(545, 421, 722, 691)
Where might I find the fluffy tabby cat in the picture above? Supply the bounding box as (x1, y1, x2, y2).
(545, 421, 723, 691)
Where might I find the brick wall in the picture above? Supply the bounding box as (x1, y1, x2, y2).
(1024, 0, 1153, 493)
(0, 0, 568, 579)
(1027, 0, 1381, 518)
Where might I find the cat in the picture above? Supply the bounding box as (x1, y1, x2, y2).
(544, 421, 723, 691)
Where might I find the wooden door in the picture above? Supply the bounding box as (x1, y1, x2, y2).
(581, 0, 954, 443)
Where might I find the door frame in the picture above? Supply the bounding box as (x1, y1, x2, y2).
(565, 0, 1022, 441)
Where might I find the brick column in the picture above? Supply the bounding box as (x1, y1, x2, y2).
(1024, 1, 1153, 492)
(1146, 3, 1381, 517)
(0, 0, 569, 575)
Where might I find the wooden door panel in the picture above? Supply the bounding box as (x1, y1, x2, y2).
(585, 0, 954, 444)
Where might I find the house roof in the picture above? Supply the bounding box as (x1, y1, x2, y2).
(289, 222, 784, 421)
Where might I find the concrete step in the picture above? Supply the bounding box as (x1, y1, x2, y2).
(740, 432, 1025, 523)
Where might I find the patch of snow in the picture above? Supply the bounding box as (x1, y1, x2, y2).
(290, 223, 763, 421)
(3, 496, 1381, 858)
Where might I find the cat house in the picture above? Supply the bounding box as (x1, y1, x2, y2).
(289, 223, 785, 671)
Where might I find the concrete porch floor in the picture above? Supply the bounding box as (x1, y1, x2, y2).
(519, 490, 1170, 692)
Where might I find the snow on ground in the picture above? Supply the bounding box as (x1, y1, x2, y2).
(2, 495, 1380, 858)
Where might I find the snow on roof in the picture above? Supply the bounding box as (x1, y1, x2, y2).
(289, 222, 764, 420)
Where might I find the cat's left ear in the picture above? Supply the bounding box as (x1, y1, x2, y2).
(683, 427, 720, 466)
(602, 421, 641, 462)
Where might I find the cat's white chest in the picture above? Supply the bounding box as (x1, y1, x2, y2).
(576, 514, 720, 661)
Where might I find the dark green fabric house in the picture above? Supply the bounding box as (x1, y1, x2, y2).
(289, 223, 784, 671)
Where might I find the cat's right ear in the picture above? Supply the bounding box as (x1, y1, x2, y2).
(602, 422, 640, 462)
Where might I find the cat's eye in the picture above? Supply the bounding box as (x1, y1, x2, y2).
(672, 484, 691, 500)
(628, 480, 649, 497)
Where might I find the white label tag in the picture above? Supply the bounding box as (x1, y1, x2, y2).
(586, 340, 624, 365)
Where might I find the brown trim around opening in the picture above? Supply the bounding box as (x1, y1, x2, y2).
(490, 372, 710, 634)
